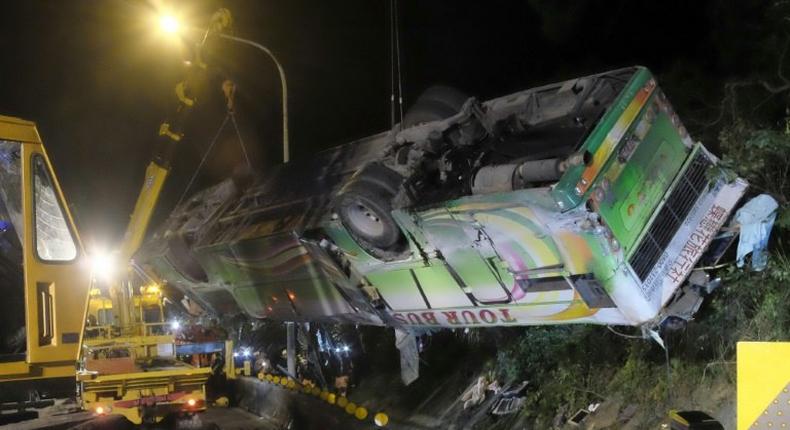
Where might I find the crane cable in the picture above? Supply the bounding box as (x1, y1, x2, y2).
(230, 112, 252, 169)
(223, 79, 253, 170)
(175, 80, 251, 207)
(175, 113, 230, 208)
(389, 0, 404, 127)
(394, 0, 404, 124)
(389, 0, 396, 128)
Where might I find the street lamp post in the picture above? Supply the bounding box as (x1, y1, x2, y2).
(217, 34, 290, 164)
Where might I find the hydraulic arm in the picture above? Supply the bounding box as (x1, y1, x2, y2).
(110, 9, 233, 331)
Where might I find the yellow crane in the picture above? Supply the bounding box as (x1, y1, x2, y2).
(78, 11, 235, 425)
(0, 9, 234, 425)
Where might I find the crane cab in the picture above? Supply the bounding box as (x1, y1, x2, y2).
(0, 115, 90, 402)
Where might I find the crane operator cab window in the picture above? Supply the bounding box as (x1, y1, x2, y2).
(0, 141, 26, 358)
(32, 154, 77, 261)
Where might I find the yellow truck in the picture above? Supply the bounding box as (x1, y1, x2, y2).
(0, 115, 212, 425)
(79, 331, 211, 424)
(79, 284, 212, 424)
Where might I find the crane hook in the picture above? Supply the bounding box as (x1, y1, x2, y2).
(222, 80, 236, 112)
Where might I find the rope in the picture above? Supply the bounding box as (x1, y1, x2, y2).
(605, 325, 673, 406)
(691, 260, 734, 271)
(229, 111, 252, 169)
(606, 325, 644, 340)
(175, 113, 230, 208)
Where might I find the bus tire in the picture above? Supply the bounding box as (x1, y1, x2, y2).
(403, 85, 469, 127)
(335, 183, 402, 251)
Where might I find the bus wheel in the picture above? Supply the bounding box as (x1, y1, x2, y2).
(336, 185, 400, 250)
(403, 85, 469, 128)
(335, 165, 405, 256)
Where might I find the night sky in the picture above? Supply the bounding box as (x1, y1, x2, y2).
(0, 0, 769, 250)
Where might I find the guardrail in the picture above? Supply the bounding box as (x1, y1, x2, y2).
(257, 372, 390, 427)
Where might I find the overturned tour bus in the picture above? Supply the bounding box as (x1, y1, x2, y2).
(138, 66, 747, 330)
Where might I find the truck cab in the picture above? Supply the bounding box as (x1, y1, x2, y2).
(0, 115, 91, 403)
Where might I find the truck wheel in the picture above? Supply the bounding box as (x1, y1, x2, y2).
(403, 85, 469, 127)
(166, 235, 208, 283)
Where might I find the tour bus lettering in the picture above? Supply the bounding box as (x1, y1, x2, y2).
(396, 309, 518, 326)
(442, 311, 461, 325)
(499, 308, 517, 323)
(461, 310, 479, 325)
(479, 309, 497, 324)
(421, 312, 439, 325)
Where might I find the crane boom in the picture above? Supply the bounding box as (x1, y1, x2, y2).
(112, 10, 233, 329)
(118, 109, 185, 262)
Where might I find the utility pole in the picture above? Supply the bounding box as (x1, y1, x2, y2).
(286, 322, 296, 377)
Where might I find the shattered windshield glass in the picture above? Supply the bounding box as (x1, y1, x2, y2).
(0, 140, 26, 355)
(0, 141, 23, 243)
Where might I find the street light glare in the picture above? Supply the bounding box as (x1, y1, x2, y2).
(159, 15, 180, 34)
(90, 251, 115, 281)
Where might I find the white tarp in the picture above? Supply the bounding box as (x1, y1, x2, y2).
(395, 328, 419, 385)
(735, 194, 779, 271)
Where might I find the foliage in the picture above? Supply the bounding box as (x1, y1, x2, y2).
(719, 119, 790, 205)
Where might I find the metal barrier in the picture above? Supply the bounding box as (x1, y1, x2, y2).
(256, 372, 390, 427)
